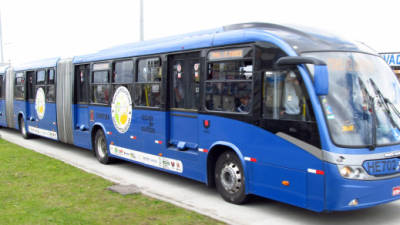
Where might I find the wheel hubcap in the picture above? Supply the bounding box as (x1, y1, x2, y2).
(97, 136, 107, 158)
(220, 162, 242, 193)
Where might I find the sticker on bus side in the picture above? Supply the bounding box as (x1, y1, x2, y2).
(393, 186, 400, 196)
(28, 126, 58, 140)
(111, 86, 132, 134)
(35, 87, 46, 120)
(109, 144, 183, 173)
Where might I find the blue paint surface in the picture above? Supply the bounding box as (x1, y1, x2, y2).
(325, 162, 400, 211)
(0, 99, 6, 127)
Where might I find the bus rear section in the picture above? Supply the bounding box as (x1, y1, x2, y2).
(0, 68, 6, 127)
(9, 58, 60, 140)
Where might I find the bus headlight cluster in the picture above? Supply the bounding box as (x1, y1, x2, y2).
(337, 165, 367, 180)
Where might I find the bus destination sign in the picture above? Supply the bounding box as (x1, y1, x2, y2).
(209, 49, 244, 60)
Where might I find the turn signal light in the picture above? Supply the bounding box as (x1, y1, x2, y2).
(348, 198, 359, 206)
(282, 180, 290, 186)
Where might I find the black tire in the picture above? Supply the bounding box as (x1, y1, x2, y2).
(94, 129, 113, 164)
(215, 151, 248, 204)
(19, 118, 31, 139)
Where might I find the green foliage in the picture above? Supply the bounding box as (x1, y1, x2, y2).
(0, 139, 223, 225)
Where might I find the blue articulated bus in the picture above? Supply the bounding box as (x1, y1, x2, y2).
(2, 22, 400, 212)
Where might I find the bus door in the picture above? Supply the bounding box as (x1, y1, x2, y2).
(168, 52, 201, 154)
(14, 71, 26, 128)
(26, 71, 36, 127)
(73, 64, 91, 149)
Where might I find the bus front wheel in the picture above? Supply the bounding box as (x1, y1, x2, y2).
(215, 151, 248, 204)
(94, 129, 113, 164)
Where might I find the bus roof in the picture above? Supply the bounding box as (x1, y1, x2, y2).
(73, 22, 376, 64)
(14, 57, 60, 72)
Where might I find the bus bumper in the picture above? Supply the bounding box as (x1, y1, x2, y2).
(325, 162, 400, 211)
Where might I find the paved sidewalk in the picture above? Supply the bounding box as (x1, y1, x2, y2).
(1, 128, 400, 225)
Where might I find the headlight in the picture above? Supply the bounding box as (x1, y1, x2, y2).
(337, 165, 367, 180)
(339, 166, 353, 177)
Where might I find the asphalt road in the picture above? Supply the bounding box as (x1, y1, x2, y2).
(1, 128, 400, 225)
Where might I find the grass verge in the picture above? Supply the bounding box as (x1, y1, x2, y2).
(0, 139, 224, 225)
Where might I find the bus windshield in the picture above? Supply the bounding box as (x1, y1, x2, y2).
(302, 52, 400, 148)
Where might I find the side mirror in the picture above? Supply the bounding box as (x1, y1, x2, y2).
(275, 56, 329, 96)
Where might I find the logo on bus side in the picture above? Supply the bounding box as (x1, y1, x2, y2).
(111, 86, 132, 133)
(35, 87, 46, 120)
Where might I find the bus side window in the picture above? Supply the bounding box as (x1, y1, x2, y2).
(46, 69, 56, 102)
(14, 72, 25, 100)
(263, 70, 314, 121)
(112, 60, 134, 104)
(75, 65, 90, 104)
(27, 71, 35, 100)
(134, 58, 161, 107)
(0, 75, 3, 99)
(36, 70, 46, 85)
(91, 63, 110, 105)
(205, 50, 253, 113)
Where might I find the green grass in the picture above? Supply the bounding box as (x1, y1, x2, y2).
(0, 139, 224, 225)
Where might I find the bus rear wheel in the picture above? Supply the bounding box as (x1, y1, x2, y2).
(215, 151, 248, 204)
(19, 118, 30, 139)
(94, 129, 113, 164)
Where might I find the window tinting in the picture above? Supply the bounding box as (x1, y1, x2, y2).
(48, 69, 55, 84)
(16, 72, 24, 85)
(75, 65, 90, 103)
(36, 70, 46, 84)
(171, 59, 201, 109)
(27, 71, 35, 100)
(137, 58, 161, 82)
(133, 83, 161, 107)
(207, 61, 253, 80)
(113, 60, 134, 83)
(93, 71, 109, 83)
(205, 59, 253, 113)
(172, 61, 185, 108)
(14, 72, 25, 99)
(90, 63, 110, 104)
(47, 85, 55, 102)
(0, 75, 3, 99)
(91, 84, 110, 104)
(263, 70, 313, 121)
(205, 82, 252, 112)
(134, 58, 162, 107)
(15, 86, 24, 99)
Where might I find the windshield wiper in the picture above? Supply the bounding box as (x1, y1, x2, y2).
(358, 78, 377, 150)
(369, 78, 400, 131)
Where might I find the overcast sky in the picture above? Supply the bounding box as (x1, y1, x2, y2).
(1, 0, 400, 64)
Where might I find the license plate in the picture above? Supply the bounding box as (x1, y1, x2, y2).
(363, 158, 400, 176)
(393, 186, 400, 196)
